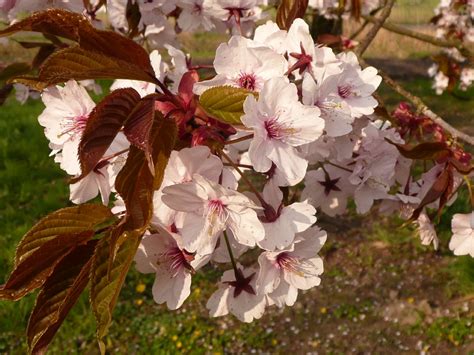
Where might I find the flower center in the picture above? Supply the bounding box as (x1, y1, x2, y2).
(58, 114, 89, 141)
(193, 3, 202, 14)
(163, 246, 194, 277)
(206, 199, 227, 235)
(237, 72, 257, 91)
(337, 85, 353, 99)
(264, 118, 284, 140)
(276, 252, 318, 277)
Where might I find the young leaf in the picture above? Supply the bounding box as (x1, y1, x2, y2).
(12, 46, 155, 90)
(0, 9, 156, 87)
(385, 139, 451, 160)
(276, 0, 309, 30)
(0, 231, 93, 300)
(90, 232, 142, 354)
(14, 204, 113, 266)
(27, 240, 97, 354)
(76, 88, 142, 180)
(107, 116, 176, 275)
(411, 167, 452, 220)
(115, 116, 177, 230)
(0, 9, 89, 40)
(123, 94, 158, 167)
(448, 158, 474, 175)
(199, 86, 257, 125)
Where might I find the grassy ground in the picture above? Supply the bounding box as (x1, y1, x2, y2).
(0, 75, 473, 353)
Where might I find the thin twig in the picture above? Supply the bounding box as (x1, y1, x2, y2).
(362, 15, 474, 60)
(225, 134, 254, 145)
(219, 149, 269, 208)
(223, 230, 239, 275)
(361, 58, 474, 146)
(355, 0, 396, 57)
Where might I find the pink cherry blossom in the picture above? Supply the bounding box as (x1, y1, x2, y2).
(152, 145, 223, 227)
(257, 185, 317, 251)
(38, 80, 95, 176)
(193, 35, 287, 94)
(302, 165, 353, 217)
(207, 266, 266, 322)
(256, 226, 326, 307)
(449, 212, 474, 257)
(162, 174, 265, 255)
(134, 226, 208, 310)
(242, 77, 324, 184)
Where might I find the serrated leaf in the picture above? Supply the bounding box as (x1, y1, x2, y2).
(123, 94, 157, 169)
(116, 115, 177, 231)
(27, 240, 97, 354)
(76, 88, 142, 180)
(0, 9, 156, 88)
(0, 9, 88, 40)
(276, 0, 309, 30)
(90, 232, 142, 354)
(0, 231, 93, 301)
(386, 139, 451, 160)
(12, 46, 155, 90)
(14, 204, 113, 266)
(199, 86, 257, 125)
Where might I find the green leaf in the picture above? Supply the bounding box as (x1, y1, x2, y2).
(199, 86, 257, 125)
(14, 204, 113, 266)
(276, 0, 309, 30)
(75, 88, 142, 180)
(90, 232, 142, 354)
(0, 231, 93, 301)
(27, 240, 97, 354)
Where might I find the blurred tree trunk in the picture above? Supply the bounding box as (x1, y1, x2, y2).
(309, 10, 343, 40)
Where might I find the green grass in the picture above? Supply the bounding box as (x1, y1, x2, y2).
(0, 78, 474, 353)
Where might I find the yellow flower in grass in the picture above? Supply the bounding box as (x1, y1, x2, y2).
(136, 283, 146, 293)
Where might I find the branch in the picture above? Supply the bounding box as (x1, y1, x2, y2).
(362, 15, 474, 60)
(362, 59, 474, 146)
(355, 0, 396, 57)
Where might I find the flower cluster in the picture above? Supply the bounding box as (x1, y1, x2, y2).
(428, 0, 474, 94)
(19, 9, 474, 323)
(307, 0, 381, 19)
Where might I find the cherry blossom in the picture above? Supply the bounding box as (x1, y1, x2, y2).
(38, 80, 95, 176)
(242, 77, 324, 184)
(134, 226, 208, 310)
(207, 266, 266, 322)
(193, 35, 287, 94)
(302, 165, 353, 217)
(256, 227, 326, 307)
(257, 185, 317, 251)
(161, 174, 265, 255)
(449, 212, 474, 257)
(177, 0, 222, 32)
(152, 145, 223, 227)
(417, 211, 440, 250)
(286, 18, 341, 80)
